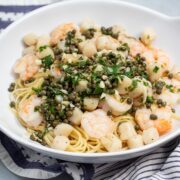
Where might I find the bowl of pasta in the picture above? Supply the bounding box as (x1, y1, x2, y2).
(0, 0, 180, 163)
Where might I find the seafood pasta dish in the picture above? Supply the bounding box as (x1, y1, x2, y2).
(8, 19, 180, 153)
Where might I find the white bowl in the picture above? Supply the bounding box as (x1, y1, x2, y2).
(0, 0, 180, 163)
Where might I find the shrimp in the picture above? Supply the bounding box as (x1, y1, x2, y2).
(153, 49, 171, 69)
(50, 23, 78, 45)
(154, 119, 172, 135)
(79, 39, 97, 58)
(142, 49, 172, 81)
(161, 77, 180, 92)
(51, 135, 70, 151)
(118, 34, 146, 57)
(18, 95, 43, 128)
(117, 75, 132, 95)
(140, 28, 156, 46)
(154, 77, 180, 105)
(155, 89, 179, 106)
(14, 54, 40, 81)
(104, 94, 132, 116)
(129, 40, 146, 57)
(135, 105, 172, 134)
(171, 66, 180, 81)
(152, 105, 172, 135)
(151, 105, 172, 122)
(80, 18, 99, 32)
(135, 108, 154, 130)
(81, 109, 114, 138)
(96, 35, 119, 51)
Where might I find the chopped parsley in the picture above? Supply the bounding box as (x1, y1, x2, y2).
(128, 80, 138, 91)
(39, 45, 49, 52)
(166, 84, 174, 92)
(32, 87, 42, 94)
(117, 43, 130, 52)
(42, 55, 53, 69)
(146, 96, 154, 103)
(153, 66, 159, 73)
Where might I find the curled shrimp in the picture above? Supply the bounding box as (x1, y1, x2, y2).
(151, 105, 172, 135)
(135, 105, 172, 134)
(14, 54, 40, 81)
(155, 89, 179, 106)
(135, 108, 154, 130)
(81, 109, 114, 138)
(142, 49, 172, 81)
(104, 94, 132, 116)
(161, 77, 180, 92)
(118, 34, 146, 57)
(153, 49, 171, 70)
(154, 77, 180, 106)
(18, 95, 43, 128)
(129, 40, 146, 57)
(50, 23, 78, 45)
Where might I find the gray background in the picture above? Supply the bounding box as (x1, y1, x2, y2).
(0, 0, 180, 179)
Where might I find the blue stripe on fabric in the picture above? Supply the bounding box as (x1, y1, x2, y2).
(0, 5, 43, 30)
(95, 167, 126, 180)
(94, 160, 136, 179)
(123, 163, 162, 180)
(95, 159, 135, 174)
(80, 163, 94, 180)
(0, 20, 11, 29)
(132, 168, 162, 180)
(0, 5, 43, 13)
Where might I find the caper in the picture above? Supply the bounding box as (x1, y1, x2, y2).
(75, 97, 80, 103)
(150, 114, 158, 120)
(112, 33, 119, 39)
(168, 73, 173, 79)
(9, 101, 15, 108)
(52, 120, 59, 127)
(146, 103, 151, 109)
(162, 101, 167, 107)
(63, 95, 68, 101)
(66, 111, 73, 117)
(64, 119, 69, 123)
(156, 89, 162, 94)
(127, 98, 132, 104)
(109, 89, 115, 94)
(157, 99, 163, 105)
(8, 83, 15, 92)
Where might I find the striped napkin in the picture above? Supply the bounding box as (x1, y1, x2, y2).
(0, 3, 180, 180)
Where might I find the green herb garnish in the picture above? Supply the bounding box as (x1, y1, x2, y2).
(39, 45, 49, 52)
(42, 55, 53, 69)
(153, 66, 159, 73)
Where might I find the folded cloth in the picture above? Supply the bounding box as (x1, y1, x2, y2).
(0, 4, 180, 180)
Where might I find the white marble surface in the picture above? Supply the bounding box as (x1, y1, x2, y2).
(0, 0, 180, 179)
